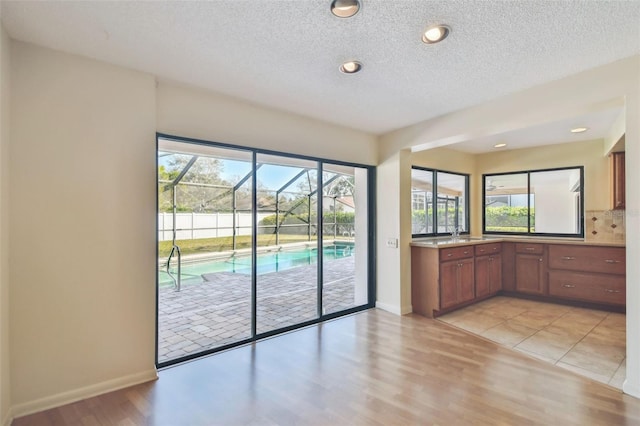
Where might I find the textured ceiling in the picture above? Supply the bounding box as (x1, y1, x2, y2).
(1, 0, 639, 143)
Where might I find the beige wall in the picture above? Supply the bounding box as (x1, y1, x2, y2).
(379, 54, 640, 399)
(157, 82, 378, 166)
(9, 42, 158, 415)
(476, 138, 610, 215)
(409, 141, 609, 237)
(410, 147, 479, 234)
(5, 41, 379, 419)
(0, 23, 11, 426)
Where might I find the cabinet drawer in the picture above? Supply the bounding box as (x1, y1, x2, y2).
(515, 243, 544, 254)
(440, 246, 474, 261)
(475, 243, 501, 255)
(548, 245, 625, 275)
(549, 271, 625, 305)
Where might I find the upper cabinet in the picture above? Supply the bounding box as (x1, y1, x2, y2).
(610, 152, 625, 210)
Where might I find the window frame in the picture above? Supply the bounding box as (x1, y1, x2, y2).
(482, 166, 585, 238)
(411, 166, 470, 238)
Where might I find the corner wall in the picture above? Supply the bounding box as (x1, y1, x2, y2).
(0, 22, 11, 426)
(9, 42, 158, 416)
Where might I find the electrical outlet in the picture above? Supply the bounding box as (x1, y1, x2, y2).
(386, 238, 398, 248)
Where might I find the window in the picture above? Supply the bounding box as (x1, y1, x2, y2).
(411, 167, 469, 237)
(483, 167, 584, 237)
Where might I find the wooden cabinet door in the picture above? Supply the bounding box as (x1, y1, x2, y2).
(458, 258, 475, 303)
(476, 254, 502, 297)
(475, 255, 491, 298)
(515, 253, 545, 294)
(440, 261, 459, 309)
(489, 254, 503, 294)
(611, 152, 625, 210)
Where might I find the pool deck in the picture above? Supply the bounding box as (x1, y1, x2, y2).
(158, 255, 357, 363)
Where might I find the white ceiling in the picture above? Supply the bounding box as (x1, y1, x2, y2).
(1, 0, 639, 151)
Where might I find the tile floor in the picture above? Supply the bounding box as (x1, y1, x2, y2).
(438, 296, 626, 389)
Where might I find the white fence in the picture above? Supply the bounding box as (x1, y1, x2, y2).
(158, 212, 272, 241)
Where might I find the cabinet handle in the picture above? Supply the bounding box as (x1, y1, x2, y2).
(562, 284, 576, 288)
(561, 256, 575, 260)
(463, 251, 469, 255)
(539, 258, 543, 262)
(525, 247, 535, 251)
(605, 289, 621, 293)
(493, 247, 498, 251)
(447, 253, 453, 257)
(604, 259, 620, 264)
(479, 249, 485, 252)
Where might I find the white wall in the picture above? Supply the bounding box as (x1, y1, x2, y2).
(9, 42, 158, 416)
(379, 55, 640, 398)
(0, 22, 11, 426)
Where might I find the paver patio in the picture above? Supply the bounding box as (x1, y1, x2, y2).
(158, 255, 357, 363)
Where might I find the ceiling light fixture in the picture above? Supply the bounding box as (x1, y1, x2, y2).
(331, 0, 360, 18)
(494, 143, 507, 148)
(340, 61, 362, 74)
(570, 127, 589, 133)
(422, 24, 450, 44)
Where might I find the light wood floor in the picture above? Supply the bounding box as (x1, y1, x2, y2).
(13, 309, 640, 425)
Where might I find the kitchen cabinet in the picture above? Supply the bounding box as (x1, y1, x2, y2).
(440, 257, 475, 308)
(548, 244, 625, 306)
(411, 239, 625, 318)
(411, 243, 477, 317)
(515, 243, 546, 295)
(610, 152, 625, 210)
(475, 243, 502, 298)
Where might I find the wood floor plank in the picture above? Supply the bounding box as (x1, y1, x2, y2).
(12, 309, 640, 425)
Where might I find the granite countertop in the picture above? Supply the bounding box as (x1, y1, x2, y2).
(410, 236, 625, 248)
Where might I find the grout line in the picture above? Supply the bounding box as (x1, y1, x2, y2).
(451, 298, 624, 385)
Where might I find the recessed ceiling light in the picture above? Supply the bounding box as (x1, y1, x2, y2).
(570, 127, 589, 133)
(494, 143, 507, 148)
(422, 25, 450, 44)
(331, 0, 360, 18)
(340, 61, 362, 74)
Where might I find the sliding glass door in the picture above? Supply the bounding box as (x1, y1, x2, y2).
(157, 139, 254, 364)
(322, 163, 369, 315)
(157, 135, 374, 367)
(255, 154, 320, 333)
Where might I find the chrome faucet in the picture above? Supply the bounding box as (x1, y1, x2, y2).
(451, 226, 460, 240)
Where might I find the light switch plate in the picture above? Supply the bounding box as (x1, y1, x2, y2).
(386, 238, 398, 248)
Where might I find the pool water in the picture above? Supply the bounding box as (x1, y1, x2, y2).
(159, 243, 354, 287)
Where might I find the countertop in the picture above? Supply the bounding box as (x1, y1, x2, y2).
(410, 236, 625, 249)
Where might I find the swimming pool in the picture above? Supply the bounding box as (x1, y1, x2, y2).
(159, 243, 354, 287)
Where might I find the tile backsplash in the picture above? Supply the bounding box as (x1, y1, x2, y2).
(585, 210, 625, 243)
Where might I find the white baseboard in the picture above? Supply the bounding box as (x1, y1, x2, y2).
(2, 407, 12, 426)
(623, 379, 640, 399)
(375, 301, 412, 315)
(11, 368, 158, 420)
(375, 301, 401, 315)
